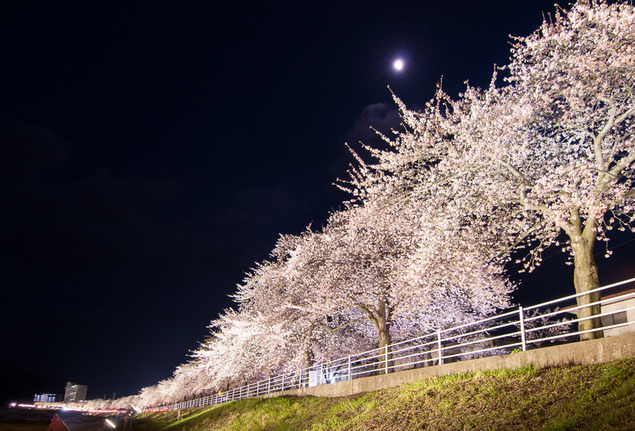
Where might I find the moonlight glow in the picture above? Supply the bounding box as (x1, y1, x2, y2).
(393, 58, 405, 71)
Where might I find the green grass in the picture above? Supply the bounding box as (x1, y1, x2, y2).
(129, 358, 635, 431)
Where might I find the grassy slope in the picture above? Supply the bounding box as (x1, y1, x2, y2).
(131, 358, 635, 431)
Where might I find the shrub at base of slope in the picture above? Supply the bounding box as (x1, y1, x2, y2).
(131, 358, 635, 431)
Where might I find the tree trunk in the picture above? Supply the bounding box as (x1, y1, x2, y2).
(376, 318, 391, 349)
(375, 297, 391, 373)
(571, 230, 603, 340)
(357, 295, 392, 373)
(302, 329, 315, 368)
(372, 295, 392, 346)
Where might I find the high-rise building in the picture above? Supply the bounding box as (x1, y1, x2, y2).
(63, 382, 87, 402)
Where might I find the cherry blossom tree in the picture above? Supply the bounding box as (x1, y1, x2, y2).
(229, 234, 375, 369)
(191, 308, 287, 390)
(286, 198, 512, 350)
(137, 384, 163, 409)
(348, 0, 634, 340)
(456, 0, 635, 338)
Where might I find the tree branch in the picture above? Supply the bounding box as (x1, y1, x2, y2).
(594, 95, 617, 170)
(355, 302, 378, 327)
(327, 317, 366, 332)
(496, 159, 572, 232)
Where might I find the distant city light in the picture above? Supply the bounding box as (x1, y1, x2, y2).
(393, 58, 405, 71)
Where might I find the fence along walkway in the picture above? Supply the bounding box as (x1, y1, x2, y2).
(151, 278, 635, 412)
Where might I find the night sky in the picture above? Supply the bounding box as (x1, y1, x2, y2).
(2, 1, 634, 403)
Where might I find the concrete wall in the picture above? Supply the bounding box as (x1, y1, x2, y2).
(267, 331, 635, 399)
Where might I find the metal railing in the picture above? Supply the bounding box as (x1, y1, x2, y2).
(150, 278, 635, 412)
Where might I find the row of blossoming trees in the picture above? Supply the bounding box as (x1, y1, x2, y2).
(87, 1, 634, 410)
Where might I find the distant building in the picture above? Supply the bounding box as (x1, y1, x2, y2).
(566, 286, 635, 337)
(600, 287, 635, 337)
(63, 382, 87, 402)
(34, 393, 56, 402)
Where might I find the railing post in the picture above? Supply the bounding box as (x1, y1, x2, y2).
(268, 377, 271, 394)
(519, 306, 527, 352)
(348, 355, 352, 381)
(437, 329, 443, 365)
(256, 381, 259, 396)
(282, 373, 285, 392)
(385, 345, 389, 374)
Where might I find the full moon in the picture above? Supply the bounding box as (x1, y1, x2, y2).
(393, 58, 405, 71)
